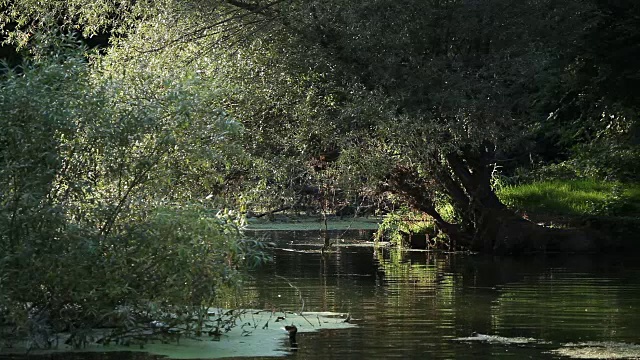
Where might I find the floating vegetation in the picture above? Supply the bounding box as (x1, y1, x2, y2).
(453, 335, 640, 359)
(0, 310, 355, 359)
(244, 218, 380, 231)
(549, 341, 640, 359)
(452, 333, 545, 345)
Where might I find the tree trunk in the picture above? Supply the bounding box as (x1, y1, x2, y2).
(471, 207, 598, 254)
(389, 151, 601, 254)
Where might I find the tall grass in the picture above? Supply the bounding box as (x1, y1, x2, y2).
(497, 179, 640, 216)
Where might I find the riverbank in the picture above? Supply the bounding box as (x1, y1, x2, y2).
(497, 179, 640, 250)
(497, 179, 640, 218)
(244, 216, 380, 231)
(244, 179, 640, 251)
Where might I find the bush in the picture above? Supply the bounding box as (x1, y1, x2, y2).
(572, 143, 640, 182)
(0, 37, 263, 349)
(0, 206, 259, 348)
(375, 209, 443, 248)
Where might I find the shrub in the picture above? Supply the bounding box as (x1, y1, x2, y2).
(0, 36, 263, 349)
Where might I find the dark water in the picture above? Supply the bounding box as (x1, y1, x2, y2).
(240, 230, 640, 359)
(5, 229, 640, 359)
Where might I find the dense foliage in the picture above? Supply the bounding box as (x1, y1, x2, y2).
(0, 36, 266, 349)
(0, 5, 638, 350)
(531, 0, 640, 182)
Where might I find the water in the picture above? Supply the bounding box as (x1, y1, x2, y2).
(4, 229, 640, 359)
(241, 229, 640, 359)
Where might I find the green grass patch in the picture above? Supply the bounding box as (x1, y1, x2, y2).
(497, 179, 640, 216)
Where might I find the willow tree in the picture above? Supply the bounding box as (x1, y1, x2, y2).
(2, 0, 602, 253)
(207, 0, 599, 253)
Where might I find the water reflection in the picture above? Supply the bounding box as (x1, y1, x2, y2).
(246, 230, 640, 359)
(4, 230, 640, 360)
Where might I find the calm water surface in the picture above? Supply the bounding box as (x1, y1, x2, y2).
(5, 229, 640, 359)
(239, 230, 640, 359)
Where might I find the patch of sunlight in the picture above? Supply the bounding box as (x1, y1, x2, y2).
(1, 310, 355, 359)
(549, 341, 640, 359)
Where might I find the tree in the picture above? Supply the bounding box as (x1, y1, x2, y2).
(0, 0, 606, 255)
(204, 0, 598, 253)
(0, 35, 265, 348)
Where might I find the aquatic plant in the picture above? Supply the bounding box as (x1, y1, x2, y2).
(375, 210, 448, 249)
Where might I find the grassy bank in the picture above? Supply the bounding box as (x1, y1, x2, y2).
(497, 179, 640, 217)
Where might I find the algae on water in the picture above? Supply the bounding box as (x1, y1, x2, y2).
(0, 310, 355, 359)
(453, 335, 640, 359)
(549, 341, 640, 359)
